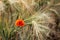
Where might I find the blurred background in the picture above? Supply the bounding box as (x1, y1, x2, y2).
(0, 0, 60, 40)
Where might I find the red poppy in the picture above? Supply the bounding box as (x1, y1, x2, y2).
(15, 19, 25, 27)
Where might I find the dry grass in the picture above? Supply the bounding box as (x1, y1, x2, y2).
(0, 0, 60, 40)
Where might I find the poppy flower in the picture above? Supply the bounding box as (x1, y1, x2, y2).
(15, 19, 25, 27)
